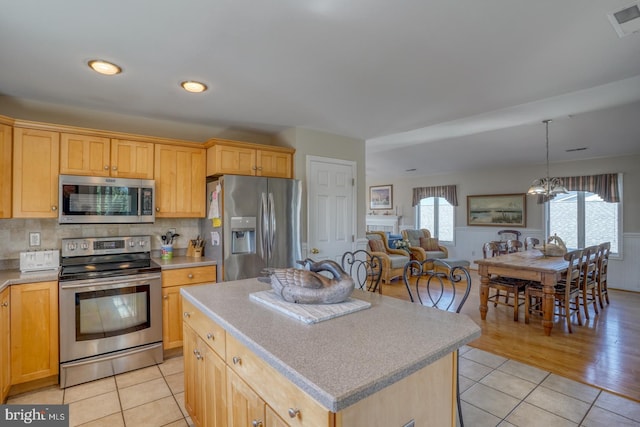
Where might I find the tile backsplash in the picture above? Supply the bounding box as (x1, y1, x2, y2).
(0, 218, 201, 262)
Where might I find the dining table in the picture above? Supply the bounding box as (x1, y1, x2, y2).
(474, 249, 569, 336)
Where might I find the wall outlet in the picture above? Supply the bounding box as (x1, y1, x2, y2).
(29, 232, 41, 247)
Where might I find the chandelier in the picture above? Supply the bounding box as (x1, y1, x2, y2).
(527, 120, 568, 196)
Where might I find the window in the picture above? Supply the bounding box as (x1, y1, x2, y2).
(548, 191, 620, 254)
(417, 197, 454, 243)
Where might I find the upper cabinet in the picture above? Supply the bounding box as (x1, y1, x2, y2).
(59, 133, 111, 176)
(256, 148, 293, 179)
(154, 144, 206, 218)
(206, 139, 294, 178)
(110, 139, 154, 179)
(59, 134, 154, 179)
(0, 122, 12, 218)
(13, 128, 59, 218)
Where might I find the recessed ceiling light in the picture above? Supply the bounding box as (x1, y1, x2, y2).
(180, 81, 208, 93)
(88, 60, 122, 75)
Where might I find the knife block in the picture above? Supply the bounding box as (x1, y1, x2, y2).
(186, 241, 203, 258)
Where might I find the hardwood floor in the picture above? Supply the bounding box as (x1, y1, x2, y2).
(381, 270, 640, 403)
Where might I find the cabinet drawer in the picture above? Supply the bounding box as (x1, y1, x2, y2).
(182, 299, 226, 358)
(227, 334, 331, 427)
(162, 266, 216, 287)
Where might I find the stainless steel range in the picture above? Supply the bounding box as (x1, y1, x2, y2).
(58, 235, 162, 388)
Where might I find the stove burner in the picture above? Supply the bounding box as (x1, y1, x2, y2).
(59, 236, 159, 281)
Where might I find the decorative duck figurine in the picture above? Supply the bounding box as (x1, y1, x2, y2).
(261, 259, 355, 304)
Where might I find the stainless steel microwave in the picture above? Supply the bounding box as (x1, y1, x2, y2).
(59, 175, 155, 224)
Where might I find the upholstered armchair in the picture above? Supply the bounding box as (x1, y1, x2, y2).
(401, 229, 448, 268)
(365, 231, 410, 284)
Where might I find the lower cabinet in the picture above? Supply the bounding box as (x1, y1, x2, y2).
(183, 322, 227, 427)
(162, 266, 216, 350)
(0, 287, 10, 402)
(183, 298, 330, 427)
(10, 281, 58, 385)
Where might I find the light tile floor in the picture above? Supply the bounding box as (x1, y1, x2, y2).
(6, 349, 640, 426)
(458, 346, 640, 426)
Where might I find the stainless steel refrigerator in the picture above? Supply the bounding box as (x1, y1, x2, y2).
(201, 175, 302, 281)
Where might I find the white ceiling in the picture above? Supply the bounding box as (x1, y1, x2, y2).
(1, 0, 639, 178)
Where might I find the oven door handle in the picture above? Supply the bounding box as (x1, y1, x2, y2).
(59, 273, 161, 290)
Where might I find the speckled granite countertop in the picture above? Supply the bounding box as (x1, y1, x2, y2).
(182, 279, 481, 412)
(0, 268, 60, 292)
(152, 256, 217, 270)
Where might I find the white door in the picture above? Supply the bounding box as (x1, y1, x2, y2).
(306, 156, 356, 262)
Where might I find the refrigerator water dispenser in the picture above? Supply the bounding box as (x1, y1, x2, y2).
(230, 216, 256, 254)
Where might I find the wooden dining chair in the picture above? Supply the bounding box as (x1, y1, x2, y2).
(482, 242, 526, 321)
(579, 245, 600, 319)
(402, 258, 472, 427)
(506, 239, 523, 253)
(341, 250, 383, 293)
(524, 237, 540, 250)
(497, 229, 522, 242)
(597, 242, 611, 308)
(525, 249, 584, 333)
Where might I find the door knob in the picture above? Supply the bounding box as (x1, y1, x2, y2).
(311, 248, 319, 254)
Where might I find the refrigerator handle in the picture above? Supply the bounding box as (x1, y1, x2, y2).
(268, 192, 276, 257)
(260, 192, 269, 259)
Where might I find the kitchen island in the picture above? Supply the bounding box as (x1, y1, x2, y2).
(181, 278, 480, 426)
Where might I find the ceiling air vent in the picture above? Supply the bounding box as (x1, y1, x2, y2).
(608, 1, 640, 37)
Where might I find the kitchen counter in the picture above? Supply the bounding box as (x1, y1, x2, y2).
(181, 278, 480, 413)
(152, 256, 217, 270)
(0, 268, 60, 292)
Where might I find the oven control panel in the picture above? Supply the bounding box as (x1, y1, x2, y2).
(62, 236, 151, 257)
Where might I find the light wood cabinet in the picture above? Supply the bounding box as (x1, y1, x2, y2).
(154, 144, 206, 217)
(227, 368, 266, 426)
(10, 281, 59, 385)
(162, 266, 216, 350)
(256, 149, 292, 178)
(0, 287, 10, 402)
(183, 298, 329, 427)
(206, 139, 294, 178)
(12, 128, 59, 218)
(110, 139, 154, 179)
(0, 123, 12, 218)
(183, 312, 227, 427)
(59, 133, 111, 176)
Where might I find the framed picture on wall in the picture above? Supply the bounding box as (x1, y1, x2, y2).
(370, 185, 393, 210)
(467, 193, 526, 227)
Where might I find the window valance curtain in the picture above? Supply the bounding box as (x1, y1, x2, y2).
(412, 185, 458, 206)
(535, 173, 620, 203)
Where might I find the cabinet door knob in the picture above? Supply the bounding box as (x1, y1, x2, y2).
(232, 356, 241, 365)
(206, 333, 214, 340)
(183, 312, 191, 318)
(288, 408, 300, 418)
(104, 165, 109, 170)
(188, 273, 194, 279)
(112, 166, 118, 171)
(163, 295, 169, 300)
(51, 206, 58, 211)
(310, 248, 319, 254)
(251, 420, 263, 427)
(155, 207, 160, 212)
(1, 302, 8, 307)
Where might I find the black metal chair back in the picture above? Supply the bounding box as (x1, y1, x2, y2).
(341, 250, 383, 293)
(402, 258, 472, 426)
(402, 258, 472, 313)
